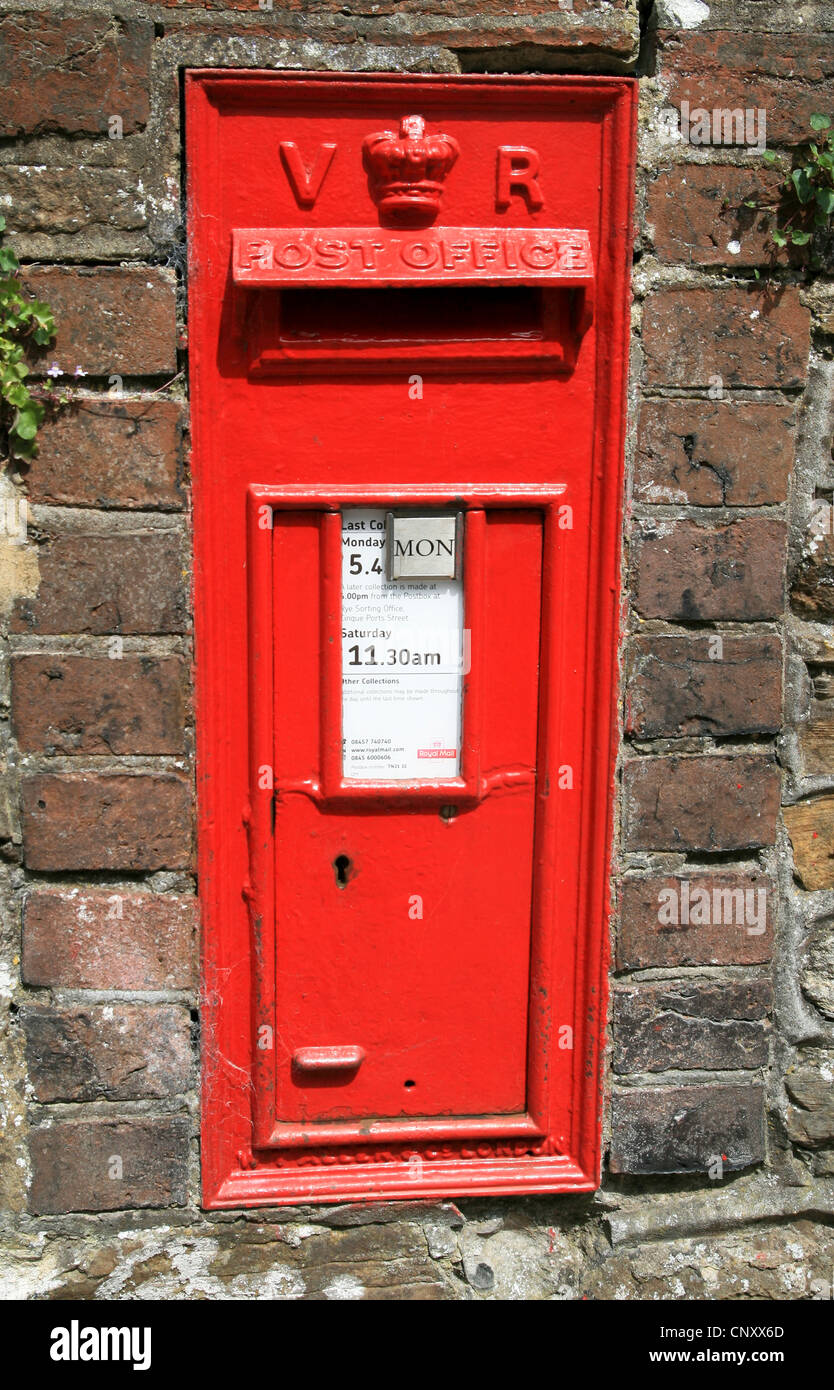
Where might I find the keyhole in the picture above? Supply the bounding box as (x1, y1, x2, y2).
(333, 854, 352, 888)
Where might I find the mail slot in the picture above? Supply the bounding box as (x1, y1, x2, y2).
(187, 72, 637, 1207)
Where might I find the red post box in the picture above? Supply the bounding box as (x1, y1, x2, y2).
(187, 72, 636, 1207)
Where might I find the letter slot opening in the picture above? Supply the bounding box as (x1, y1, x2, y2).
(244, 285, 590, 374)
(280, 286, 545, 344)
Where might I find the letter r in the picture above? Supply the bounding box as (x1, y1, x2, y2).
(496, 147, 545, 211)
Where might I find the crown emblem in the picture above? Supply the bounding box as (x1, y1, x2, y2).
(362, 115, 459, 225)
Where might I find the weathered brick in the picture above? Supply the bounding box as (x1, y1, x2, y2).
(623, 755, 781, 852)
(635, 400, 795, 507)
(609, 1084, 765, 1174)
(163, 5, 639, 62)
(26, 400, 184, 510)
(798, 706, 834, 778)
(22, 891, 197, 991)
(22, 1005, 192, 1102)
(632, 519, 786, 621)
(162, 0, 630, 11)
(617, 873, 775, 970)
(648, 164, 789, 268)
(0, 14, 151, 138)
(660, 30, 834, 147)
(22, 268, 176, 377)
(21, 774, 192, 871)
(643, 287, 810, 389)
(792, 532, 834, 622)
(802, 918, 834, 1020)
(784, 798, 834, 891)
(29, 1117, 189, 1214)
(613, 982, 771, 1074)
(626, 634, 782, 738)
(785, 1047, 834, 1147)
(2, 165, 148, 243)
(11, 532, 188, 635)
(11, 656, 187, 755)
(380, 15, 637, 57)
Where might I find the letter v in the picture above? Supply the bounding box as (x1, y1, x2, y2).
(280, 142, 337, 207)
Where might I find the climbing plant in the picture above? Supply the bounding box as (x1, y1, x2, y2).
(0, 214, 55, 461)
(757, 114, 834, 262)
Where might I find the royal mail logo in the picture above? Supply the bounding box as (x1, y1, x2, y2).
(233, 227, 593, 288)
(417, 748, 456, 758)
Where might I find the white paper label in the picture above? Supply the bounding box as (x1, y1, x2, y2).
(342, 508, 464, 780)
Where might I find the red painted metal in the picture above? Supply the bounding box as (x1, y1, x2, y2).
(232, 227, 594, 286)
(187, 71, 636, 1208)
(293, 1046, 367, 1073)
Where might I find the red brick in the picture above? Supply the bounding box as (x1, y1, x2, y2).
(643, 286, 810, 389)
(22, 268, 176, 377)
(21, 774, 192, 871)
(625, 634, 782, 738)
(632, 518, 786, 621)
(0, 14, 151, 138)
(22, 891, 197, 991)
(27, 400, 184, 510)
(22, 1005, 192, 1102)
(617, 873, 774, 970)
(11, 531, 188, 635)
(609, 1084, 765, 1174)
(623, 755, 781, 852)
(613, 982, 771, 1074)
(11, 656, 187, 755)
(29, 1117, 189, 1214)
(635, 400, 795, 506)
(648, 164, 789, 268)
(660, 30, 834, 147)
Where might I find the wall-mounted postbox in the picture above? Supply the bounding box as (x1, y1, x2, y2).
(187, 72, 636, 1207)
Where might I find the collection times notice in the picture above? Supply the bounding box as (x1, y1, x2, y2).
(341, 509, 464, 780)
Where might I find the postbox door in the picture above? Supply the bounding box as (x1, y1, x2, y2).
(270, 508, 542, 1129)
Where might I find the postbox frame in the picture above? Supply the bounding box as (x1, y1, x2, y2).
(189, 70, 637, 1208)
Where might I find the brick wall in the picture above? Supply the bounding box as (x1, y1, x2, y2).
(1, 0, 834, 1298)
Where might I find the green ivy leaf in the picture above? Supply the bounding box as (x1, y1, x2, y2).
(0, 214, 56, 457)
(791, 229, 812, 245)
(762, 148, 779, 164)
(792, 167, 815, 203)
(816, 187, 834, 214)
(810, 113, 832, 131)
(5, 381, 29, 407)
(771, 228, 788, 246)
(10, 433, 38, 461)
(12, 404, 40, 440)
